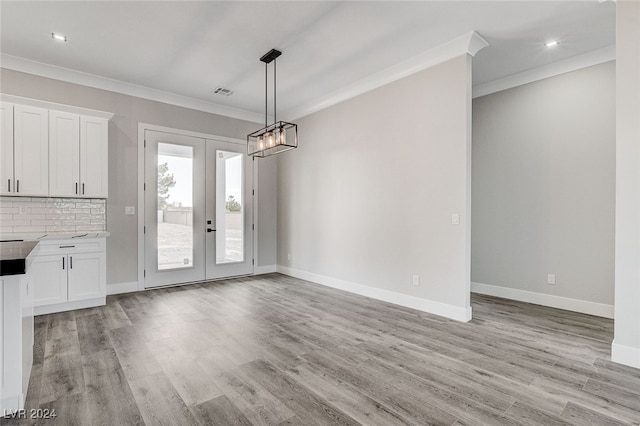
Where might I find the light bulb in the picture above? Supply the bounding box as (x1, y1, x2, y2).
(278, 127, 286, 145)
(267, 132, 274, 147)
(257, 135, 264, 151)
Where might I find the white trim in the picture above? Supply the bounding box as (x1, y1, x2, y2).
(254, 265, 277, 275)
(106, 281, 138, 295)
(284, 31, 488, 120)
(137, 125, 146, 291)
(1, 394, 23, 413)
(611, 340, 640, 369)
(0, 93, 113, 119)
(473, 45, 615, 98)
(1, 53, 264, 124)
(471, 282, 614, 319)
(34, 297, 105, 315)
(2, 32, 488, 124)
(277, 265, 472, 322)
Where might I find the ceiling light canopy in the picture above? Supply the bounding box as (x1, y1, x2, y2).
(51, 33, 67, 42)
(247, 49, 298, 158)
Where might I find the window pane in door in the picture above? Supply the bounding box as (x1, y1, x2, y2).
(216, 150, 244, 264)
(157, 143, 194, 270)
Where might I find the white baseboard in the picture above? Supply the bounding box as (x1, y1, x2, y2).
(254, 265, 277, 275)
(471, 282, 614, 319)
(612, 340, 640, 369)
(107, 281, 139, 295)
(277, 265, 472, 322)
(34, 297, 106, 315)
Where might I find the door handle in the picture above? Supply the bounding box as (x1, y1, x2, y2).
(207, 228, 216, 232)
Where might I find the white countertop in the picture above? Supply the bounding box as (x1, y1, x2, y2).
(0, 231, 110, 242)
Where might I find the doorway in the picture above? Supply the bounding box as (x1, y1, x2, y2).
(143, 129, 253, 288)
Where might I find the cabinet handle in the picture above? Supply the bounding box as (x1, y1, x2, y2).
(7, 179, 10, 192)
(62, 257, 65, 270)
(70, 256, 73, 269)
(76, 182, 78, 195)
(82, 183, 85, 195)
(59, 245, 75, 248)
(16, 179, 19, 193)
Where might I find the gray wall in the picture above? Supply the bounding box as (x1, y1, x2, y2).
(277, 55, 472, 311)
(0, 68, 278, 286)
(471, 61, 615, 305)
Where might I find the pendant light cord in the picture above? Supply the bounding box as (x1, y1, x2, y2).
(274, 58, 277, 125)
(265, 62, 268, 128)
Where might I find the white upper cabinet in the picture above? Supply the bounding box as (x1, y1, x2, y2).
(9, 105, 49, 196)
(0, 102, 14, 195)
(80, 116, 108, 197)
(49, 112, 108, 198)
(0, 95, 111, 198)
(49, 111, 80, 197)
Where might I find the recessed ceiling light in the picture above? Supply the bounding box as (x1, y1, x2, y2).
(544, 40, 559, 48)
(51, 33, 67, 42)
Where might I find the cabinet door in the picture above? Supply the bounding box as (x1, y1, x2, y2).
(67, 252, 104, 301)
(80, 116, 108, 197)
(49, 111, 80, 197)
(0, 103, 14, 195)
(32, 255, 67, 307)
(14, 105, 48, 196)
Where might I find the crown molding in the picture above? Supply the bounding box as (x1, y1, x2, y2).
(283, 31, 489, 121)
(0, 53, 264, 124)
(473, 45, 615, 99)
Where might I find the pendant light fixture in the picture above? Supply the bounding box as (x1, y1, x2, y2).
(247, 49, 298, 158)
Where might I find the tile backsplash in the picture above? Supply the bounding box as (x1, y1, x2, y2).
(0, 197, 106, 234)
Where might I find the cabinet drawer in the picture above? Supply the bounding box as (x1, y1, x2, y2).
(36, 238, 105, 256)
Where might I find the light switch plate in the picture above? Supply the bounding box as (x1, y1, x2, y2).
(125, 206, 135, 215)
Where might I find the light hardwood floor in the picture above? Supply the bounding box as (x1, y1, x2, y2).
(3, 273, 640, 425)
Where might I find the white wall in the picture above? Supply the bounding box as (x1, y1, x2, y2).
(613, 0, 640, 369)
(471, 62, 616, 318)
(277, 55, 473, 321)
(0, 69, 279, 289)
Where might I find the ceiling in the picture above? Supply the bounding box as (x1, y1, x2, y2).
(0, 1, 615, 122)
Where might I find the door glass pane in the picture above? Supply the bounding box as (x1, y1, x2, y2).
(157, 143, 193, 270)
(216, 150, 244, 264)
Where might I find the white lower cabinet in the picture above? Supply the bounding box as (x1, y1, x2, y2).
(32, 238, 106, 315)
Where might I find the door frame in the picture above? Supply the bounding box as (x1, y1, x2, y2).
(137, 123, 259, 291)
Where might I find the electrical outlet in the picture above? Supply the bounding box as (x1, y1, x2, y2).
(287, 253, 291, 262)
(451, 213, 460, 225)
(125, 206, 135, 215)
(412, 275, 420, 286)
(547, 274, 556, 285)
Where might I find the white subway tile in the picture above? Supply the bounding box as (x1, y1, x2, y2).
(0, 226, 14, 233)
(13, 225, 47, 233)
(1, 219, 30, 226)
(32, 219, 62, 226)
(0, 207, 19, 214)
(45, 225, 77, 232)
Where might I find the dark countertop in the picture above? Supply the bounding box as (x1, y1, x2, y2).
(0, 241, 39, 276)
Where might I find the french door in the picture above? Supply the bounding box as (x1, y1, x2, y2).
(144, 130, 253, 288)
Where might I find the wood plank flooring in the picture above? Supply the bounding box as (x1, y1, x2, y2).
(3, 273, 639, 425)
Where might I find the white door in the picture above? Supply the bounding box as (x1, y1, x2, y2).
(68, 252, 103, 301)
(144, 130, 253, 288)
(0, 103, 14, 195)
(80, 116, 108, 197)
(13, 105, 48, 196)
(32, 255, 67, 306)
(49, 111, 80, 197)
(205, 139, 254, 280)
(145, 130, 206, 287)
